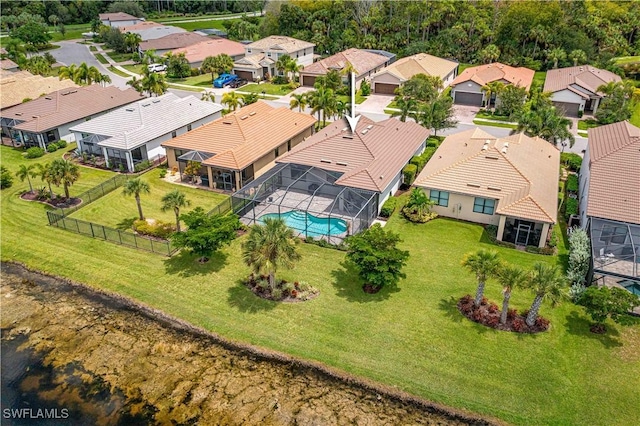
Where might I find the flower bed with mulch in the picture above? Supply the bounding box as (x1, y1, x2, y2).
(457, 294, 550, 333)
(245, 274, 319, 302)
(20, 191, 82, 209)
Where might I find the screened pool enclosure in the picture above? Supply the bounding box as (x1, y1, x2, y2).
(231, 163, 379, 244)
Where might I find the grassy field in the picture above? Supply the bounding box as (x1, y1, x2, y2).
(238, 83, 294, 96)
(472, 119, 518, 129)
(631, 101, 640, 127)
(167, 73, 212, 87)
(107, 66, 131, 78)
(104, 50, 132, 63)
(95, 53, 109, 65)
(170, 18, 240, 32)
(122, 64, 145, 75)
(2, 144, 640, 425)
(613, 56, 640, 65)
(475, 111, 513, 121)
(578, 119, 600, 131)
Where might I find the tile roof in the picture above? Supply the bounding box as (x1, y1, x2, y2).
(123, 24, 186, 41)
(99, 12, 139, 21)
(451, 62, 535, 90)
(586, 121, 640, 224)
(300, 48, 389, 78)
(543, 66, 621, 95)
(2, 85, 142, 133)
(371, 53, 458, 82)
(1, 59, 19, 70)
(414, 129, 559, 223)
(247, 36, 315, 53)
(233, 53, 274, 69)
(161, 101, 316, 171)
(69, 93, 222, 150)
(139, 32, 208, 51)
(278, 116, 430, 192)
(1, 70, 79, 110)
(118, 21, 163, 32)
(171, 38, 246, 63)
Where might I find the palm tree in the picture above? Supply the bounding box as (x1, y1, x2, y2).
(404, 187, 434, 216)
(289, 93, 308, 112)
(200, 91, 216, 103)
(518, 106, 575, 148)
(201, 53, 234, 83)
(16, 164, 37, 193)
(127, 76, 143, 93)
(530, 25, 547, 58)
(308, 86, 336, 126)
(122, 178, 151, 221)
(547, 47, 566, 69)
(479, 44, 500, 64)
(141, 70, 168, 97)
(141, 49, 159, 65)
(391, 97, 416, 122)
(161, 190, 190, 232)
(569, 49, 587, 66)
(74, 62, 90, 84)
(95, 73, 112, 87)
(340, 61, 356, 78)
(35, 163, 54, 199)
(524, 263, 566, 327)
(49, 159, 80, 199)
(497, 265, 527, 325)
(58, 63, 78, 82)
(286, 60, 303, 83)
(275, 54, 293, 81)
(462, 249, 501, 307)
(241, 217, 301, 290)
(124, 32, 142, 53)
(481, 81, 505, 111)
(221, 91, 243, 111)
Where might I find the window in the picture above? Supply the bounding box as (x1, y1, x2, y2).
(247, 48, 252, 54)
(287, 139, 291, 151)
(171, 131, 177, 138)
(187, 124, 192, 131)
(473, 197, 495, 215)
(429, 190, 449, 207)
(600, 225, 627, 245)
(274, 147, 280, 157)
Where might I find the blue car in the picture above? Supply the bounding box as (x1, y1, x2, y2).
(213, 73, 239, 88)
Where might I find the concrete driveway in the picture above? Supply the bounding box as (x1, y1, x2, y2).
(452, 104, 481, 125)
(358, 94, 394, 114)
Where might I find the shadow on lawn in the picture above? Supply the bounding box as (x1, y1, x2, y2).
(163, 250, 228, 277)
(564, 310, 623, 348)
(226, 280, 276, 313)
(437, 296, 464, 323)
(116, 217, 136, 230)
(330, 261, 400, 302)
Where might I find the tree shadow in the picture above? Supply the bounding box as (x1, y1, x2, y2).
(226, 279, 277, 313)
(163, 250, 228, 277)
(116, 217, 137, 231)
(564, 310, 623, 348)
(330, 261, 400, 302)
(437, 296, 464, 323)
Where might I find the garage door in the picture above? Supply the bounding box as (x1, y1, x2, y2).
(454, 91, 483, 106)
(302, 75, 316, 87)
(235, 70, 253, 81)
(374, 83, 399, 95)
(552, 101, 580, 117)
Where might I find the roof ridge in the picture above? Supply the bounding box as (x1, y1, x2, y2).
(495, 143, 532, 185)
(418, 148, 483, 181)
(500, 195, 554, 223)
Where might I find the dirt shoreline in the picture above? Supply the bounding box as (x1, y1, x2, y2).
(1, 261, 503, 425)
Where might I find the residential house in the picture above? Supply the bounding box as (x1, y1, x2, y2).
(171, 38, 246, 68)
(370, 53, 458, 95)
(119, 21, 186, 41)
(299, 48, 391, 87)
(450, 62, 534, 106)
(70, 93, 222, 173)
(162, 101, 316, 191)
(0, 85, 142, 149)
(414, 128, 559, 248)
(544, 66, 622, 117)
(578, 121, 640, 288)
(0, 70, 78, 110)
(99, 12, 141, 28)
(232, 36, 315, 81)
(139, 32, 208, 56)
(0, 58, 19, 72)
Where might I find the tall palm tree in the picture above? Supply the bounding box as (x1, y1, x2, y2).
(221, 91, 243, 111)
(462, 249, 501, 307)
(122, 178, 151, 221)
(289, 93, 308, 112)
(74, 62, 90, 84)
(530, 25, 547, 58)
(547, 47, 566, 69)
(286, 60, 303, 83)
(391, 97, 416, 122)
(160, 190, 190, 232)
(524, 263, 566, 327)
(569, 49, 587, 66)
(95, 72, 112, 87)
(124, 32, 142, 53)
(241, 217, 301, 290)
(16, 164, 37, 193)
(481, 81, 505, 111)
(141, 49, 159, 65)
(497, 265, 527, 325)
(309, 86, 336, 126)
(49, 158, 80, 199)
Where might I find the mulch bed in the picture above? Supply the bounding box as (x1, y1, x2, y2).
(20, 192, 82, 208)
(457, 294, 550, 334)
(245, 275, 319, 303)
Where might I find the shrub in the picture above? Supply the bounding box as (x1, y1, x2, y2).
(426, 138, 440, 148)
(402, 163, 417, 186)
(47, 143, 59, 153)
(159, 168, 167, 178)
(360, 79, 371, 96)
(133, 219, 175, 239)
(565, 197, 578, 219)
(55, 140, 67, 149)
(0, 166, 13, 189)
(566, 174, 579, 193)
(380, 196, 397, 218)
(190, 67, 201, 76)
(134, 160, 153, 173)
(561, 153, 582, 172)
(511, 317, 526, 332)
(535, 316, 550, 330)
(567, 228, 590, 288)
(272, 75, 287, 84)
(25, 147, 45, 159)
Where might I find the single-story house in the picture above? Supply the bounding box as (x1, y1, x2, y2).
(0, 85, 142, 149)
(139, 32, 208, 56)
(543, 66, 622, 117)
(162, 101, 316, 191)
(414, 128, 559, 248)
(450, 62, 534, 106)
(99, 12, 141, 28)
(0, 70, 78, 110)
(0, 58, 19, 72)
(233, 36, 315, 81)
(299, 48, 391, 87)
(579, 121, 640, 288)
(171, 38, 246, 68)
(120, 21, 186, 41)
(70, 93, 222, 173)
(370, 53, 458, 95)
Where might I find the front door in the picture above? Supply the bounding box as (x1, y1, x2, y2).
(515, 221, 533, 246)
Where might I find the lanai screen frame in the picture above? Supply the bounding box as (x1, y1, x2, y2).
(231, 163, 379, 244)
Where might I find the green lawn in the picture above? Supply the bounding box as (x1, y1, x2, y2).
(533, 71, 547, 88)
(631, 101, 640, 127)
(95, 53, 109, 65)
(122, 64, 145, 75)
(613, 56, 640, 65)
(2, 145, 640, 425)
(578, 118, 600, 131)
(475, 111, 512, 121)
(166, 73, 212, 87)
(336, 89, 367, 105)
(89, 46, 97, 52)
(473, 119, 518, 129)
(458, 63, 473, 74)
(107, 66, 131, 78)
(103, 50, 133, 63)
(238, 83, 294, 96)
(170, 18, 241, 32)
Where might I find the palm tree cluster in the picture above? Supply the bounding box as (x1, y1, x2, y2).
(58, 62, 111, 86)
(127, 68, 168, 97)
(201, 53, 234, 83)
(29, 159, 80, 200)
(275, 54, 303, 83)
(515, 88, 575, 148)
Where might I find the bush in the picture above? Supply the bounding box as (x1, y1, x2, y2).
(47, 143, 59, 153)
(25, 147, 45, 159)
(55, 140, 67, 149)
(0, 166, 13, 189)
(565, 197, 578, 219)
(402, 163, 417, 186)
(360, 79, 371, 96)
(567, 228, 590, 288)
(133, 219, 175, 239)
(272, 75, 288, 84)
(566, 174, 579, 193)
(159, 168, 167, 178)
(380, 197, 397, 218)
(426, 138, 441, 148)
(561, 153, 582, 172)
(525, 245, 556, 255)
(133, 160, 153, 173)
(190, 67, 201, 76)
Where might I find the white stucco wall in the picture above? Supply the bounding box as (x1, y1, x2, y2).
(422, 189, 501, 226)
(551, 89, 586, 110)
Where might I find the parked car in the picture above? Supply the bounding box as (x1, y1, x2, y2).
(228, 78, 248, 89)
(213, 73, 239, 88)
(147, 63, 167, 73)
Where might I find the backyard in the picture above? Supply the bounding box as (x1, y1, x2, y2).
(1, 144, 639, 425)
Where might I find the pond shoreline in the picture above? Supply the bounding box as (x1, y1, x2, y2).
(1, 261, 502, 425)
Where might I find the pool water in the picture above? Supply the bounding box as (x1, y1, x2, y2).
(258, 211, 347, 238)
(622, 282, 640, 296)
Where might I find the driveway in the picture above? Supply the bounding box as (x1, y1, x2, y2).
(50, 40, 100, 68)
(358, 94, 394, 114)
(452, 104, 481, 124)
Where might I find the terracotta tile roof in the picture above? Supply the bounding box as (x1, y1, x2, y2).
(171, 38, 246, 64)
(140, 32, 209, 51)
(278, 116, 430, 192)
(586, 121, 640, 224)
(414, 129, 559, 223)
(234, 53, 274, 69)
(300, 49, 389, 78)
(1, 59, 19, 70)
(543, 66, 621, 95)
(1, 70, 79, 110)
(161, 102, 316, 171)
(451, 62, 535, 90)
(371, 53, 458, 82)
(99, 12, 139, 21)
(247, 36, 314, 53)
(2, 85, 142, 133)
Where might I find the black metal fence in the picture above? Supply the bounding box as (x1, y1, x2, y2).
(55, 174, 132, 217)
(47, 211, 176, 256)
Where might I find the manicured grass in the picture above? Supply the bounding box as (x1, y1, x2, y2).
(613, 56, 640, 65)
(457, 63, 473, 74)
(472, 119, 518, 129)
(104, 50, 132, 63)
(475, 111, 512, 121)
(171, 18, 241, 32)
(166, 73, 212, 87)
(578, 118, 600, 131)
(167, 84, 205, 93)
(238, 83, 294, 96)
(95, 53, 109, 65)
(107, 66, 132, 78)
(533, 71, 547, 88)
(577, 131, 589, 138)
(122, 64, 145, 75)
(336, 89, 367, 104)
(2, 146, 640, 425)
(89, 46, 97, 52)
(630, 101, 640, 127)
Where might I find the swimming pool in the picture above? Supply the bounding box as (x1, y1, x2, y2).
(622, 282, 640, 297)
(258, 210, 348, 238)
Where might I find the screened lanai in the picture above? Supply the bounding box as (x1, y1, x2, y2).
(232, 163, 379, 244)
